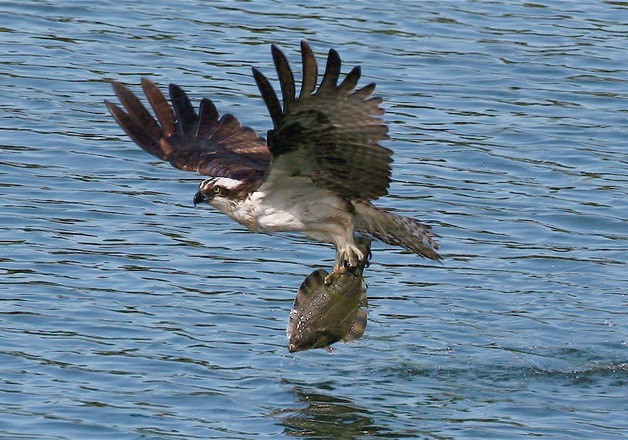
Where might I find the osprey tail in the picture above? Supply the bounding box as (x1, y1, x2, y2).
(354, 201, 441, 261)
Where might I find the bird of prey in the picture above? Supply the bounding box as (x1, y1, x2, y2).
(105, 41, 440, 271)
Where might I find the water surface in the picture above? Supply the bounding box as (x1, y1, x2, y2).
(1, 1, 626, 438)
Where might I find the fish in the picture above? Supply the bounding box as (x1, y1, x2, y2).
(286, 237, 371, 353)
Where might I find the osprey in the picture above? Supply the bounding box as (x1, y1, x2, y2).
(105, 41, 440, 270)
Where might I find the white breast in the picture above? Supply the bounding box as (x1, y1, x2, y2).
(238, 176, 347, 233)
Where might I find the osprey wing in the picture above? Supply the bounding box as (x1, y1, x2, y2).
(253, 41, 392, 201)
(105, 78, 271, 184)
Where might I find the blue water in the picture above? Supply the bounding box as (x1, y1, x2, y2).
(1, 1, 626, 438)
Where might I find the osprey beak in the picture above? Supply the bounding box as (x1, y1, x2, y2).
(193, 191, 205, 206)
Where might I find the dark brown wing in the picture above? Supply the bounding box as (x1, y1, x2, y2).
(105, 78, 271, 184)
(253, 41, 392, 201)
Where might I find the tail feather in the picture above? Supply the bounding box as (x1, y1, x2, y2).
(354, 201, 441, 261)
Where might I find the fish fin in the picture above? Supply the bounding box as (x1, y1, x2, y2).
(286, 268, 328, 341)
(343, 307, 367, 342)
(343, 280, 368, 342)
(299, 268, 328, 294)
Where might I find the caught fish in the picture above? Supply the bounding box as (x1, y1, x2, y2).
(287, 237, 371, 353)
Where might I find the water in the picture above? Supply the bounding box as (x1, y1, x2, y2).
(1, 0, 626, 438)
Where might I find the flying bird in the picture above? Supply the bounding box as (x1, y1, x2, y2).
(105, 41, 440, 271)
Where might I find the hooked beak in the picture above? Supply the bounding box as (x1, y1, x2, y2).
(193, 191, 205, 206)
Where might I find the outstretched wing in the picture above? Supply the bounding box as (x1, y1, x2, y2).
(105, 78, 271, 185)
(253, 41, 392, 201)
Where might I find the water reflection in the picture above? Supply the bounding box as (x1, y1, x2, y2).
(279, 384, 390, 439)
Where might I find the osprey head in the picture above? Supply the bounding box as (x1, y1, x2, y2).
(194, 177, 247, 207)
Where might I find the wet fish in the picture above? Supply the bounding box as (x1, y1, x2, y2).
(286, 238, 371, 353)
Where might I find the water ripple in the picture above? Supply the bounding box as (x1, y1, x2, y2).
(1, 0, 626, 438)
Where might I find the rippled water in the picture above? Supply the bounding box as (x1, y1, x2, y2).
(1, 1, 626, 438)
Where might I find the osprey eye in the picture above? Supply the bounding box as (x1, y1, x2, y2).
(212, 186, 230, 196)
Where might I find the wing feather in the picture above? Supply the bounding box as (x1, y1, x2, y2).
(338, 66, 361, 93)
(196, 98, 219, 138)
(141, 78, 176, 137)
(105, 79, 270, 184)
(318, 48, 341, 92)
(254, 41, 392, 201)
(252, 67, 282, 129)
(106, 98, 162, 156)
(353, 82, 377, 100)
(271, 44, 296, 109)
(299, 40, 318, 97)
(169, 83, 197, 137)
(111, 82, 162, 141)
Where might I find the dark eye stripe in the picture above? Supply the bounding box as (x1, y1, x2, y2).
(199, 178, 217, 191)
